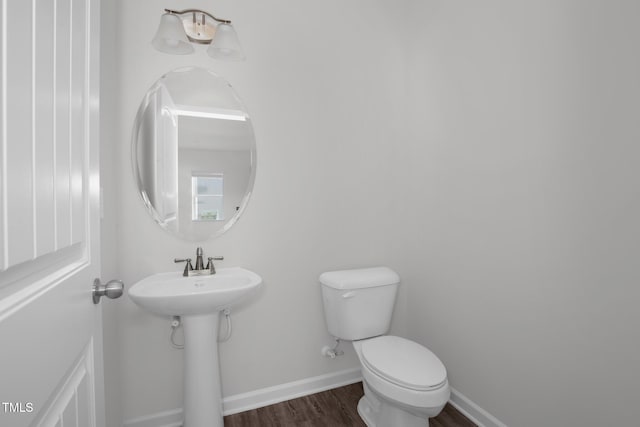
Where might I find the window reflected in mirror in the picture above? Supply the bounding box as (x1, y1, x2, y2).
(192, 174, 224, 221)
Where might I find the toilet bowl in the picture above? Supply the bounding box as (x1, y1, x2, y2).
(353, 336, 450, 427)
(319, 267, 450, 427)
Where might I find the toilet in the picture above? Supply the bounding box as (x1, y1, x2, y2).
(319, 267, 450, 427)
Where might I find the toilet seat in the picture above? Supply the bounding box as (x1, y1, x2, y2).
(361, 336, 447, 391)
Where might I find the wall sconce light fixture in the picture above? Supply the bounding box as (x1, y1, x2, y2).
(152, 8, 245, 61)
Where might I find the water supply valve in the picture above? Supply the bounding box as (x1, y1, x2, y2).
(321, 339, 344, 359)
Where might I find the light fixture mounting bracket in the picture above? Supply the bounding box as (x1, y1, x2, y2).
(163, 8, 232, 44)
(163, 8, 231, 24)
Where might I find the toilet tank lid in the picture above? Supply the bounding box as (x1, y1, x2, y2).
(319, 267, 400, 290)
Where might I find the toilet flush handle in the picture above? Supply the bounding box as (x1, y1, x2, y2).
(342, 291, 357, 299)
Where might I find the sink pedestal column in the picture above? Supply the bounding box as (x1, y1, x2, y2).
(182, 313, 223, 427)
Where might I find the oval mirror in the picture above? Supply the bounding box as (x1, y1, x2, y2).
(132, 67, 256, 241)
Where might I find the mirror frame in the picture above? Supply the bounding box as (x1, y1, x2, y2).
(131, 67, 257, 241)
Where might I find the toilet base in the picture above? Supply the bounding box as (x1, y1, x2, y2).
(357, 381, 430, 427)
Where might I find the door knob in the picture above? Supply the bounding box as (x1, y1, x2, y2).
(93, 279, 125, 304)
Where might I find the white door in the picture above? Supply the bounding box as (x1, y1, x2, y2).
(0, 0, 105, 426)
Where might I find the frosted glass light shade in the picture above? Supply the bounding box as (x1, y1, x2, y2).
(152, 13, 194, 55)
(207, 24, 245, 61)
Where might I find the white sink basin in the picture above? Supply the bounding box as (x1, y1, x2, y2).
(128, 267, 262, 316)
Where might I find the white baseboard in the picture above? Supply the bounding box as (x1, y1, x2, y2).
(449, 387, 508, 427)
(123, 371, 509, 427)
(223, 367, 362, 415)
(123, 367, 362, 427)
(122, 408, 183, 427)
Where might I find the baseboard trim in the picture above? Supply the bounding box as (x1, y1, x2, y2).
(122, 371, 509, 427)
(123, 367, 363, 427)
(123, 408, 183, 427)
(449, 387, 508, 427)
(223, 367, 363, 415)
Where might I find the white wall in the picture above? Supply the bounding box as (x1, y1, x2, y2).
(398, 1, 640, 426)
(104, 0, 408, 423)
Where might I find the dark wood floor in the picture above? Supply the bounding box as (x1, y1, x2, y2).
(224, 382, 476, 427)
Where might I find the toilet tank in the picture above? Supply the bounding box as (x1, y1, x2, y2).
(319, 267, 399, 341)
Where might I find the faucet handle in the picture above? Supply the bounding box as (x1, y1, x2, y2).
(205, 256, 224, 274)
(174, 258, 194, 277)
(206, 256, 224, 267)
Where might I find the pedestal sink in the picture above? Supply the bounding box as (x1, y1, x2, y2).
(128, 267, 262, 427)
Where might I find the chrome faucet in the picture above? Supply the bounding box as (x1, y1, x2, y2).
(175, 247, 224, 277)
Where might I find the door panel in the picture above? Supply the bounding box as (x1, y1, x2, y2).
(0, 267, 96, 427)
(4, 0, 35, 268)
(55, 0, 73, 251)
(34, 0, 57, 258)
(0, 0, 103, 426)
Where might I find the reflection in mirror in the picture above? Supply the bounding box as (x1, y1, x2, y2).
(133, 67, 256, 241)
